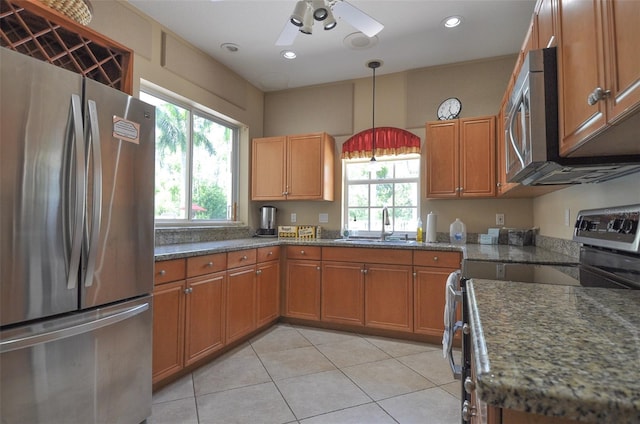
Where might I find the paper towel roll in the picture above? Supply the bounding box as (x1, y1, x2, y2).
(426, 211, 437, 242)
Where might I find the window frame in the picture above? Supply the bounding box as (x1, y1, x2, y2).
(342, 154, 421, 238)
(141, 87, 240, 227)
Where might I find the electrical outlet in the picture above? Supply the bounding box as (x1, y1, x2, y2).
(564, 208, 571, 226)
(496, 213, 505, 226)
(291, 213, 297, 223)
(319, 213, 328, 223)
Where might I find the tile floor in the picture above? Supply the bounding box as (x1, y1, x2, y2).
(150, 324, 462, 424)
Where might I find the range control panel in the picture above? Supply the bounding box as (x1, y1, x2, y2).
(574, 204, 640, 253)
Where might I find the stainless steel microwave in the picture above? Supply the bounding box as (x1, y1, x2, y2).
(504, 47, 640, 185)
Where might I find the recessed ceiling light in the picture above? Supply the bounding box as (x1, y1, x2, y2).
(281, 50, 297, 59)
(343, 32, 379, 50)
(220, 43, 240, 53)
(443, 16, 462, 28)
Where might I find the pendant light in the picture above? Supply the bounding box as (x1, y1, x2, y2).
(367, 59, 382, 163)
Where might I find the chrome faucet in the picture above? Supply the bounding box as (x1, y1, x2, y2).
(381, 207, 394, 241)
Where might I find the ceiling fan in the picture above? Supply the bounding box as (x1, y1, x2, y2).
(276, 0, 384, 46)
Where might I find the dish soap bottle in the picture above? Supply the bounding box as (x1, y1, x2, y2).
(449, 218, 466, 244)
(416, 217, 423, 242)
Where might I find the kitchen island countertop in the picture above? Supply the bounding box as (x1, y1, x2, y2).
(467, 279, 640, 423)
(155, 238, 578, 264)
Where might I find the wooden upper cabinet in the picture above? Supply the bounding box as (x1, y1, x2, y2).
(535, 0, 557, 48)
(460, 116, 497, 197)
(251, 136, 287, 200)
(557, 0, 640, 157)
(425, 120, 459, 198)
(251, 132, 335, 201)
(426, 116, 496, 199)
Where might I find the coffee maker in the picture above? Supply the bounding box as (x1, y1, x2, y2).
(257, 205, 277, 236)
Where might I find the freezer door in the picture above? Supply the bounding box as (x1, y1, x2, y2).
(0, 48, 84, 326)
(82, 79, 155, 308)
(0, 296, 152, 424)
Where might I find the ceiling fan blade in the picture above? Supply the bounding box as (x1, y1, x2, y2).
(276, 21, 299, 46)
(332, 0, 384, 37)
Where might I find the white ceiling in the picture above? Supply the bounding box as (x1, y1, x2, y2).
(127, 0, 536, 92)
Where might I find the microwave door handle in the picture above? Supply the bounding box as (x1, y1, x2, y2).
(508, 97, 526, 168)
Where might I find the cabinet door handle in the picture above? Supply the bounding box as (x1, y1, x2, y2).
(242, 255, 248, 260)
(268, 251, 273, 256)
(184, 287, 193, 294)
(587, 87, 611, 105)
(433, 256, 439, 262)
(300, 250, 305, 255)
(316, 266, 321, 271)
(256, 269, 262, 275)
(207, 261, 213, 267)
(159, 269, 166, 276)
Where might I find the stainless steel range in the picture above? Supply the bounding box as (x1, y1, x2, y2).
(445, 203, 640, 423)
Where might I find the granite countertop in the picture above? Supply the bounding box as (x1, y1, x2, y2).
(467, 279, 640, 423)
(154, 237, 577, 263)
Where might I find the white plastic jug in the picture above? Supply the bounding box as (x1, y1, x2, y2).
(449, 218, 466, 244)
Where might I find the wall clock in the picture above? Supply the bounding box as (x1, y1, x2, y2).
(437, 97, 462, 120)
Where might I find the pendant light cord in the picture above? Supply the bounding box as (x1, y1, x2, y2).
(367, 59, 382, 162)
(372, 65, 376, 160)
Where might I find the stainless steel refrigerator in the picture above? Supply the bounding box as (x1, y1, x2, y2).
(0, 47, 155, 423)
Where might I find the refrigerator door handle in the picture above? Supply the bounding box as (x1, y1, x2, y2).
(67, 94, 86, 290)
(0, 302, 149, 354)
(84, 99, 103, 288)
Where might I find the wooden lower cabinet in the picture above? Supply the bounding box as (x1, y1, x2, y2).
(364, 263, 414, 332)
(152, 256, 227, 384)
(152, 279, 185, 384)
(184, 272, 226, 366)
(226, 265, 257, 344)
(321, 261, 365, 326)
(284, 246, 321, 320)
(257, 259, 280, 327)
(413, 266, 453, 337)
(413, 250, 462, 337)
(285, 258, 321, 320)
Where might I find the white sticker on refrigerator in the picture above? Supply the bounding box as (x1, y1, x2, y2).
(113, 116, 140, 144)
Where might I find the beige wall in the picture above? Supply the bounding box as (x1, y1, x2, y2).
(533, 172, 640, 239)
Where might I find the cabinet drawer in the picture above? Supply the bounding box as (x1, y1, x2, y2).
(257, 246, 280, 262)
(154, 259, 186, 285)
(187, 253, 227, 277)
(413, 251, 461, 268)
(322, 247, 412, 265)
(227, 249, 257, 269)
(286, 245, 321, 260)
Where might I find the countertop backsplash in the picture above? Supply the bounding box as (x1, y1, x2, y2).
(155, 226, 580, 260)
(155, 226, 253, 246)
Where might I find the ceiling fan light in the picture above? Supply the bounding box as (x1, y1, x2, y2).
(312, 0, 328, 21)
(300, 5, 314, 34)
(324, 9, 337, 30)
(290, 1, 307, 27)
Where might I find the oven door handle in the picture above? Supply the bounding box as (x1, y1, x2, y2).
(448, 320, 463, 380)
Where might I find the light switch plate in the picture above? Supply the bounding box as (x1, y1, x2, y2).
(291, 213, 297, 223)
(496, 213, 505, 226)
(319, 213, 328, 223)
